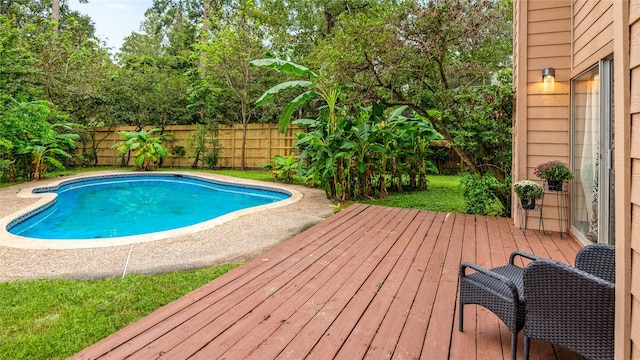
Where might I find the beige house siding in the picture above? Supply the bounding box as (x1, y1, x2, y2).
(572, 0, 614, 74)
(514, 0, 571, 230)
(626, 1, 639, 358)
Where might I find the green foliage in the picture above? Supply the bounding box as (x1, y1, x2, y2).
(104, 57, 196, 127)
(0, 16, 42, 101)
(112, 128, 172, 171)
(188, 123, 221, 169)
(250, 59, 318, 79)
(23, 132, 80, 180)
(310, 0, 514, 210)
(295, 101, 443, 201)
(0, 98, 79, 181)
(0, 264, 238, 360)
(251, 58, 322, 133)
(265, 154, 302, 183)
(461, 173, 509, 217)
(0, 138, 13, 180)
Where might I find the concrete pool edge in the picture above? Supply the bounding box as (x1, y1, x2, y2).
(0, 171, 303, 250)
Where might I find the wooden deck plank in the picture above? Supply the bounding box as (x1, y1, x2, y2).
(71, 205, 582, 360)
(277, 208, 420, 358)
(449, 214, 478, 360)
(329, 210, 433, 359)
(75, 204, 370, 360)
(206, 207, 396, 359)
(238, 207, 412, 359)
(421, 212, 467, 359)
(474, 215, 507, 360)
(307, 209, 425, 359)
(141, 206, 398, 359)
(363, 211, 439, 359)
(211, 207, 416, 359)
(390, 211, 451, 359)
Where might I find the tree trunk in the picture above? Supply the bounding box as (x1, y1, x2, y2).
(199, 0, 210, 75)
(52, 0, 60, 34)
(240, 98, 247, 170)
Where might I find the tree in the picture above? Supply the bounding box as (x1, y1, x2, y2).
(311, 0, 513, 210)
(201, 0, 267, 169)
(0, 16, 42, 102)
(0, 98, 77, 181)
(259, 0, 375, 60)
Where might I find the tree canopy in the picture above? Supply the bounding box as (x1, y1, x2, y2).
(0, 0, 514, 214)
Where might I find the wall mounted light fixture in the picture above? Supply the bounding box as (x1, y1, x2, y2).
(542, 67, 555, 83)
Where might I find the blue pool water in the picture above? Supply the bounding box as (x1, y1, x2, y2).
(8, 174, 290, 240)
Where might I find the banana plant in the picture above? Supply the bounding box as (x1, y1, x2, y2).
(250, 58, 340, 134)
(112, 128, 172, 171)
(23, 133, 80, 180)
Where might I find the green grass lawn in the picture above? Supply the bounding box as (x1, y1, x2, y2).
(0, 265, 239, 360)
(359, 175, 465, 213)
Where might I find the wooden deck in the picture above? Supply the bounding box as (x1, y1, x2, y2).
(72, 204, 585, 360)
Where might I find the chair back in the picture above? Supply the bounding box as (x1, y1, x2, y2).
(524, 259, 614, 360)
(575, 244, 615, 283)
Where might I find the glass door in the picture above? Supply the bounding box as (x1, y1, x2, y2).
(570, 58, 614, 244)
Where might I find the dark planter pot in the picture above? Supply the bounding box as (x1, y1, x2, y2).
(520, 198, 536, 210)
(547, 179, 563, 191)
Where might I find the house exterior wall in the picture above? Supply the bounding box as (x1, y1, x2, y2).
(513, 0, 571, 230)
(625, 2, 639, 357)
(516, 0, 637, 358)
(572, 0, 614, 75)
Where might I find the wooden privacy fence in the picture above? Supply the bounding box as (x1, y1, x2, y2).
(86, 124, 301, 169)
(84, 124, 462, 172)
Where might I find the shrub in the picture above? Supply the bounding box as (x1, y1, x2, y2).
(112, 128, 172, 171)
(461, 173, 508, 216)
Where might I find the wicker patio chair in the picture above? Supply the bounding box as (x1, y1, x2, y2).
(523, 244, 615, 360)
(459, 251, 542, 360)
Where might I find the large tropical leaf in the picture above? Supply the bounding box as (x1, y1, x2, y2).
(48, 148, 73, 158)
(292, 118, 321, 128)
(279, 91, 316, 133)
(249, 59, 318, 79)
(255, 81, 313, 106)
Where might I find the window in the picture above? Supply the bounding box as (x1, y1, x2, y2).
(570, 58, 614, 244)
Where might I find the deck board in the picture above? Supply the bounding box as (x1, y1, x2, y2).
(72, 204, 585, 360)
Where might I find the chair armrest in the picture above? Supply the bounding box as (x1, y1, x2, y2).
(509, 251, 544, 265)
(460, 262, 520, 302)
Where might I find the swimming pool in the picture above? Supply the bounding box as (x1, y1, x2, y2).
(2, 173, 299, 248)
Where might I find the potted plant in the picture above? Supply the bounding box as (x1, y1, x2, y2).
(533, 160, 573, 191)
(513, 180, 545, 210)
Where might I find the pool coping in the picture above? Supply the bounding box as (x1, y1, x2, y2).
(0, 172, 303, 250)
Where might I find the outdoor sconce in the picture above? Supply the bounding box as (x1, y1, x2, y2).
(542, 67, 555, 83)
(542, 67, 555, 91)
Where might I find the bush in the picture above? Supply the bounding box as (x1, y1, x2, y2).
(461, 173, 508, 216)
